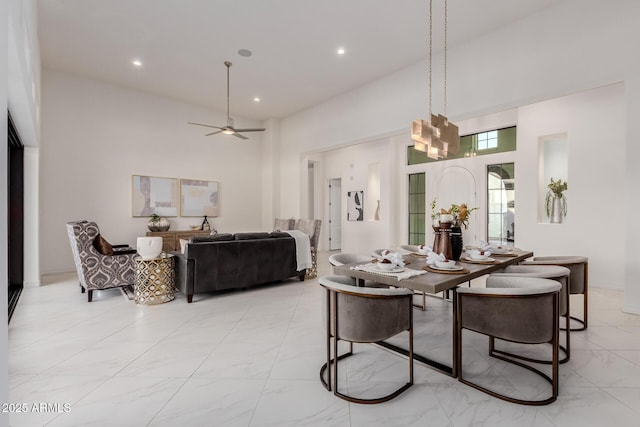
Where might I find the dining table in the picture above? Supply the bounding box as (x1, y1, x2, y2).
(332, 248, 534, 378)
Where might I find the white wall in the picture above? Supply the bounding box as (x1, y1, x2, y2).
(278, 0, 639, 301)
(41, 69, 265, 274)
(321, 138, 392, 254)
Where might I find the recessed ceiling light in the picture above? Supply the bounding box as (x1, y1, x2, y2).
(132, 59, 142, 67)
(253, 97, 261, 103)
(337, 48, 345, 55)
(238, 49, 253, 57)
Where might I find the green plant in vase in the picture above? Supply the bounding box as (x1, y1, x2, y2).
(545, 178, 568, 222)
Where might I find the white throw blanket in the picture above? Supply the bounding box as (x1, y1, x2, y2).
(285, 230, 313, 271)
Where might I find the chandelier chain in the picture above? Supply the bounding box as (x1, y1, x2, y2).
(444, 0, 448, 116)
(428, 0, 432, 117)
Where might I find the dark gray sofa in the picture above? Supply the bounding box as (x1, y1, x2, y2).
(174, 232, 306, 303)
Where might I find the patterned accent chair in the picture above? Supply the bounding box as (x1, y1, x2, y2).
(273, 218, 295, 232)
(66, 221, 137, 302)
(294, 219, 322, 279)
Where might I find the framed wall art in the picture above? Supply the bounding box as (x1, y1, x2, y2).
(181, 179, 220, 217)
(131, 175, 179, 217)
(347, 190, 364, 221)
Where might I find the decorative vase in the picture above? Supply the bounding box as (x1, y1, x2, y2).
(437, 221, 453, 260)
(432, 223, 441, 253)
(137, 237, 163, 260)
(550, 197, 563, 224)
(148, 216, 170, 232)
(450, 226, 463, 261)
(374, 200, 381, 221)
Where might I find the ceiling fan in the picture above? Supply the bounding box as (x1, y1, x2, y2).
(189, 61, 265, 139)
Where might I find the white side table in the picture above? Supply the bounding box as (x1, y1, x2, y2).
(134, 254, 175, 305)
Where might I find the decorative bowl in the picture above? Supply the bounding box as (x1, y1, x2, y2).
(377, 261, 397, 271)
(436, 260, 456, 269)
(189, 225, 201, 230)
(470, 253, 489, 261)
(137, 237, 163, 260)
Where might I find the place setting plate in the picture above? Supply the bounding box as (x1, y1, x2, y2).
(375, 265, 405, 273)
(423, 264, 470, 274)
(460, 256, 497, 265)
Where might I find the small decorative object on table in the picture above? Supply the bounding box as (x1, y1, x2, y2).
(545, 178, 568, 223)
(201, 215, 210, 231)
(136, 237, 163, 260)
(148, 213, 170, 232)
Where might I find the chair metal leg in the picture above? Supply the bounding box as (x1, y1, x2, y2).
(319, 289, 413, 404)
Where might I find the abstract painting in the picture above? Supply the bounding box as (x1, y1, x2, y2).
(132, 175, 179, 217)
(347, 190, 364, 221)
(181, 179, 220, 217)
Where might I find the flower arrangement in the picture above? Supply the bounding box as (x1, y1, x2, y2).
(545, 178, 568, 218)
(432, 198, 478, 229)
(449, 203, 478, 229)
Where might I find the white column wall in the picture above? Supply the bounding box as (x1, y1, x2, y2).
(41, 70, 265, 274)
(624, 68, 640, 313)
(321, 138, 391, 254)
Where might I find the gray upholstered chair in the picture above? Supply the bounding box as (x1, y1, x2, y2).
(456, 276, 561, 405)
(490, 265, 571, 364)
(319, 276, 414, 404)
(328, 253, 372, 267)
(521, 256, 589, 331)
(273, 218, 294, 232)
(371, 248, 388, 258)
(329, 253, 385, 287)
(66, 221, 137, 302)
(294, 219, 322, 279)
(398, 244, 420, 254)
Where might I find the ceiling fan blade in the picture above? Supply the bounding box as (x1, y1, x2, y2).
(205, 130, 224, 136)
(232, 133, 248, 140)
(188, 122, 224, 130)
(233, 128, 266, 132)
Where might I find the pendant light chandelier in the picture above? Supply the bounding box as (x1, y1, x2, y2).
(411, 0, 460, 159)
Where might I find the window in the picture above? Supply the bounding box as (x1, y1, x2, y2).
(487, 163, 515, 246)
(477, 130, 498, 150)
(408, 173, 426, 245)
(408, 126, 516, 165)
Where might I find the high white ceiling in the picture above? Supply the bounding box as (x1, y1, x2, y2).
(39, 0, 563, 121)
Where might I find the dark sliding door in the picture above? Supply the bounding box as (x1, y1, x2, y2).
(8, 112, 24, 323)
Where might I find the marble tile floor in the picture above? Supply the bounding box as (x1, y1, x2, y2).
(7, 251, 640, 426)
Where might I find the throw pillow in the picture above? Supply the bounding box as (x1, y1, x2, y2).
(93, 234, 114, 255)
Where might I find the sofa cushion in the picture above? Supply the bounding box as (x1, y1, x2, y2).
(269, 231, 290, 239)
(190, 233, 234, 243)
(235, 232, 270, 240)
(93, 234, 113, 255)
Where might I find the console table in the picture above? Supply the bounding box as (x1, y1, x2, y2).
(146, 229, 211, 252)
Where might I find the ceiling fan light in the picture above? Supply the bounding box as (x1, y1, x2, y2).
(222, 128, 235, 135)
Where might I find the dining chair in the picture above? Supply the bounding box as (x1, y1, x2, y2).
(521, 256, 589, 331)
(329, 253, 379, 286)
(490, 264, 571, 364)
(456, 276, 561, 405)
(319, 275, 414, 404)
(328, 253, 372, 267)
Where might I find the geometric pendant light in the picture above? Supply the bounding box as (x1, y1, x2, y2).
(411, 0, 460, 159)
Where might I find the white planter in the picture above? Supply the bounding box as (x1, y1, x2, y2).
(137, 237, 163, 260)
